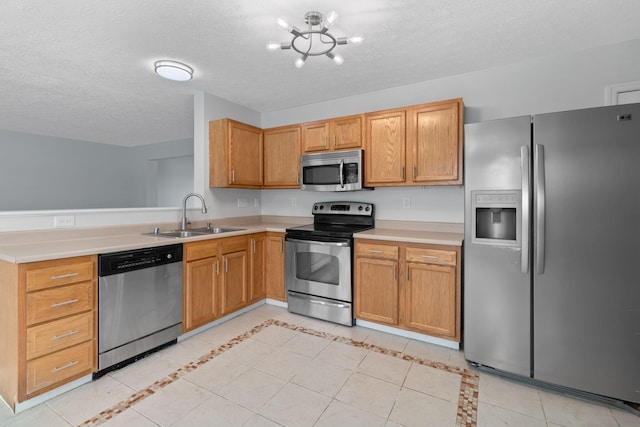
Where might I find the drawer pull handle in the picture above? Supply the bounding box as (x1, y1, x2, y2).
(50, 273, 79, 280)
(51, 360, 79, 373)
(421, 255, 439, 259)
(51, 330, 79, 341)
(368, 249, 384, 253)
(51, 299, 79, 308)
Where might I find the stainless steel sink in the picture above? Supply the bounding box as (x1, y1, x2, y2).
(143, 227, 245, 238)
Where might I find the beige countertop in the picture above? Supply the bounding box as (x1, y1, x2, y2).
(0, 216, 463, 264)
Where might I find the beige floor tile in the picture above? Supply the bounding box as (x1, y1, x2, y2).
(364, 329, 410, 352)
(154, 335, 215, 366)
(214, 337, 277, 367)
(389, 387, 458, 427)
(539, 390, 621, 427)
(46, 375, 135, 425)
(291, 358, 353, 397)
(5, 404, 70, 427)
(259, 382, 332, 427)
(182, 358, 249, 392)
(217, 368, 286, 411)
(254, 347, 312, 381)
(282, 330, 331, 357)
(314, 400, 387, 427)
(109, 354, 181, 391)
(243, 413, 283, 427)
(100, 408, 157, 427)
(250, 324, 298, 347)
(448, 349, 471, 369)
(477, 401, 546, 427)
(357, 350, 412, 385)
(403, 339, 452, 365)
(316, 340, 369, 370)
(403, 363, 461, 402)
(172, 393, 254, 427)
(134, 378, 212, 426)
(189, 321, 248, 347)
(611, 407, 640, 427)
(0, 399, 16, 426)
(478, 373, 545, 420)
(335, 372, 401, 419)
(330, 324, 372, 341)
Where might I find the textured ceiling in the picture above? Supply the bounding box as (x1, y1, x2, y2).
(2, 0, 640, 146)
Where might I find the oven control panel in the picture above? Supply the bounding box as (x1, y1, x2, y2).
(312, 201, 374, 216)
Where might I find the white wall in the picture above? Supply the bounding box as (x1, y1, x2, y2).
(3, 38, 640, 231)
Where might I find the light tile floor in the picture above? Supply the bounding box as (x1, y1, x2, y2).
(0, 304, 638, 427)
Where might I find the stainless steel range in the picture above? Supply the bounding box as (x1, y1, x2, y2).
(285, 201, 374, 326)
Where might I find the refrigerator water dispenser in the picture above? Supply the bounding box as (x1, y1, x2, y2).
(471, 190, 521, 246)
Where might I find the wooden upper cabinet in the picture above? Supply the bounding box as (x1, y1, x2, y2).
(263, 125, 301, 188)
(302, 114, 363, 153)
(409, 99, 462, 185)
(364, 108, 406, 185)
(364, 98, 463, 187)
(209, 118, 263, 188)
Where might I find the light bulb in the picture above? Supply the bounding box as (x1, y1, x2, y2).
(348, 35, 364, 44)
(295, 56, 307, 68)
(266, 42, 281, 51)
(332, 54, 344, 65)
(324, 11, 338, 28)
(276, 17, 289, 30)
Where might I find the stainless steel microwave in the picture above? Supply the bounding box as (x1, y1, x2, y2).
(300, 149, 369, 192)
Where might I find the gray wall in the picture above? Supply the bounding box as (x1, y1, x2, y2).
(0, 131, 193, 211)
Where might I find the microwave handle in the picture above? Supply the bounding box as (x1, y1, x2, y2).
(339, 159, 345, 188)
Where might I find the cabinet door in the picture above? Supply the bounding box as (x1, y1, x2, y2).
(331, 115, 363, 150)
(266, 235, 286, 301)
(264, 126, 301, 188)
(220, 251, 248, 316)
(410, 101, 461, 184)
(354, 257, 399, 324)
(228, 121, 263, 186)
(364, 109, 406, 185)
(184, 256, 219, 331)
(302, 121, 330, 152)
(404, 262, 456, 338)
(249, 235, 266, 302)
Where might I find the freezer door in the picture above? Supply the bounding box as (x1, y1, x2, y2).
(533, 103, 640, 403)
(464, 116, 532, 377)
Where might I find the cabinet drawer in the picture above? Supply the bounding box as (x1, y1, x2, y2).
(356, 243, 399, 260)
(221, 236, 248, 254)
(26, 260, 94, 292)
(26, 341, 94, 395)
(26, 282, 94, 325)
(406, 247, 456, 266)
(185, 241, 218, 261)
(26, 312, 93, 360)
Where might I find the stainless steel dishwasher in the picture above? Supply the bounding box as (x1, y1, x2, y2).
(96, 244, 183, 376)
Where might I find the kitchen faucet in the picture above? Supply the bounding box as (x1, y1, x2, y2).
(181, 193, 208, 230)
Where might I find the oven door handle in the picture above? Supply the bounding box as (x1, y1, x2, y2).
(286, 238, 350, 247)
(308, 299, 350, 309)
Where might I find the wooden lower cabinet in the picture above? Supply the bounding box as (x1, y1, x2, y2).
(0, 255, 97, 411)
(249, 234, 266, 302)
(266, 233, 286, 301)
(354, 239, 461, 342)
(184, 236, 250, 331)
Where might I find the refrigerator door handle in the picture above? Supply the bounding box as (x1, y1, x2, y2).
(534, 144, 546, 275)
(521, 145, 530, 274)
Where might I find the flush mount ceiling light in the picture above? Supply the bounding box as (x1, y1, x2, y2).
(266, 10, 363, 68)
(154, 60, 193, 81)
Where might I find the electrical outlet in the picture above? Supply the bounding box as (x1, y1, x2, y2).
(237, 197, 248, 208)
(290, 197, 297, 207)
(402, 197, 411, 209)
(54, 215, 76, 227)
(253, 198, 260, 207)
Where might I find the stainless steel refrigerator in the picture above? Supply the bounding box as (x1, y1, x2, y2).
(464, 103, 640, 404)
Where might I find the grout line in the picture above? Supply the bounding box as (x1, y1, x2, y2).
(78, 319, 478, 426)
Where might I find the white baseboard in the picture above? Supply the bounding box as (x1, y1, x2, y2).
(10, 374, 93, 414)
(355, 319, 459, 350)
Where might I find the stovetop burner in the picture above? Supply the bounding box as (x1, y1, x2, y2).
(286, 201, 375, 239)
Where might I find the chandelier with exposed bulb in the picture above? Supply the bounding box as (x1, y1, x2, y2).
(266, 11, 363, 68)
